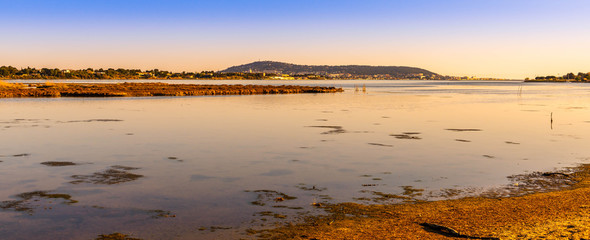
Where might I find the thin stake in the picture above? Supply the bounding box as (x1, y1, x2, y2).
(551, 112, 553, 130)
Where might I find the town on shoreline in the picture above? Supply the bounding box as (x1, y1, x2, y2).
(0, 65, 505, 81)
(3, 64, 588, 82)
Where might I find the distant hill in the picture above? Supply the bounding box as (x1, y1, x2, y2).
(219, 61, 438, 77)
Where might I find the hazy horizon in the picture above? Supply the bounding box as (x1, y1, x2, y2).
(1, 0, 589, 79)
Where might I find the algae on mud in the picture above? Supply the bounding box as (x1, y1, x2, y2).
(247, 190, 297, 207)
(390, 132, 422, 140)
(258, 164, 590, 239)
(95, 233, 142, 240)
(70, 165, 143, 185)
(0, 82, 343, 98)
(40, 161, 78, 167)
(0, 191, 78, 213)
(307, 126, 347, 134)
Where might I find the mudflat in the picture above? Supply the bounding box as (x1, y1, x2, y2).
(261, 164, 590, 239)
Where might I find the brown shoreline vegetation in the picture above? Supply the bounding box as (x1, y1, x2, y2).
(260, 164, 590, 239)
(0, 82, 343, 98)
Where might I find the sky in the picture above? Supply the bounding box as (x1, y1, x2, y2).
(1, 0, 589, 79)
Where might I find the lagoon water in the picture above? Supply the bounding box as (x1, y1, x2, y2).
(1, 80, 590, 239)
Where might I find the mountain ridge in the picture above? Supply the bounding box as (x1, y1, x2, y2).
(219, 61, 439, 78)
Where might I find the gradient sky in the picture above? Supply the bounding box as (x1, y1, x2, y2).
(1, 0, 589, 79)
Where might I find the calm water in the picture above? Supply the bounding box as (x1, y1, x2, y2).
(1, 80, 590, 239)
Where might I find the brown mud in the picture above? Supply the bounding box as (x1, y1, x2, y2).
(70, 165, 143, 184)
(446, 128, 483, 132)
(367, 143, 393, 147)
(12, 153, 31, 157)
(61, 119, 123, 123)
(390, 132, 422, 140)
(95, 233, 142, 240)
(257, 164, 590, 239)
(0, 191, 78, 213)
(41, 161, 78, 167)
(246, 190, 297, 207)
(307, 126, 346, 135)
(148, 209, 176, 219)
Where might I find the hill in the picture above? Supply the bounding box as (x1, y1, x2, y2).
(219, 61, 439, 78)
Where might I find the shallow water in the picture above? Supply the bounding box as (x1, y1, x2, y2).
(1, 80, 590, 239)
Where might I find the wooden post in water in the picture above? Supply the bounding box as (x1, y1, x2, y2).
(551, 112, 553, 130)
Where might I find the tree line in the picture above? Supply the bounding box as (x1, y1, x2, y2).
(530, 72, 590, 82)
(0, 66, 277, 80)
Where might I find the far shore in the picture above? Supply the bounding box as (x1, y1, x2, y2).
(0, 82, 343, 98)
(524, 79, 590, 83)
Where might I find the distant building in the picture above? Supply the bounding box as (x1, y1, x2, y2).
(270, 74, 295, 80)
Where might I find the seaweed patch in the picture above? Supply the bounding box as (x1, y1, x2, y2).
(390, 132, 422, 140)
(95, 233, 143, 240)
(446, 128, 482, 132)
(147, 209, 176, 218)
(41, 161, 78, 167)
(307, 125, 346, 134)
(246, 190, 297, 206)
(368, 143, 394, 147)
(0, 191, 78, 213)
(70, 165, 143, 184)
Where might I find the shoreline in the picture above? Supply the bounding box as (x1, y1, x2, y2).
(524, 80, 589, 83)
(257, 164, 590, 239)
(2, 78, 523, 82)
(0, 82, 343, 98)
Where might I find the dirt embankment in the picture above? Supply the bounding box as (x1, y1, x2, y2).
(0, 82, 343, 98)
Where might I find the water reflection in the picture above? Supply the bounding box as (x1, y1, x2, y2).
(1, 80, 590, 239)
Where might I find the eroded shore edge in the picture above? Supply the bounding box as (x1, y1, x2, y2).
(0, 82, 343, 98)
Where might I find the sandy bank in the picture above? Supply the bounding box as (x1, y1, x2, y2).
(262, 165, 590, 239)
